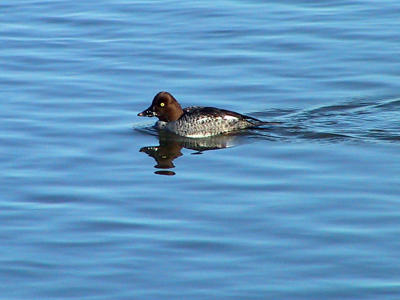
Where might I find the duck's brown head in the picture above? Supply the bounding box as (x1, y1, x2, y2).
(138, 91, 184, 122)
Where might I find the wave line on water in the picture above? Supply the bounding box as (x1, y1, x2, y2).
(252, 97, 400, 144)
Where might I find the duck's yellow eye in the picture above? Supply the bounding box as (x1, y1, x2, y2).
(160, 102, 165, 107)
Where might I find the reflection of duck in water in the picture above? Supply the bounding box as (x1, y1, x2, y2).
(139, 131, 243, 176)
(139, 137, 183, 175)
(138, 91, 270, 138)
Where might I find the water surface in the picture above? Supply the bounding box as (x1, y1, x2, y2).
(1, 1, 400, 299)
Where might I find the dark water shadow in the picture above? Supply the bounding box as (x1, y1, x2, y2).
(136, 129, 257, 176)
(135, 97, 400, 175)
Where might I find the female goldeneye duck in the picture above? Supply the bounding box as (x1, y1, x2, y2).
(138, 91, 266, 138)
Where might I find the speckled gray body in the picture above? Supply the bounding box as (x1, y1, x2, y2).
(156, 106, 262, 138)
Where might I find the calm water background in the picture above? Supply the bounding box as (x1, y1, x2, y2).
(1, 1, 400, 299)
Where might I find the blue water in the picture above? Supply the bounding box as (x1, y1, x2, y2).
(1, 1, 400, 299)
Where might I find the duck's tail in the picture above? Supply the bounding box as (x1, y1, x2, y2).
(244, 115, 282, 127)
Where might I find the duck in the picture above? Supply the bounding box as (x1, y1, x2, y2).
(138, 91, 267, 138)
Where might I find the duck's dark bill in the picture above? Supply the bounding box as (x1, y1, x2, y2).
(138, 108, 154, 117)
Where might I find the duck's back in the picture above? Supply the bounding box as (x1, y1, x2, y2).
(167, 106, 261, 138)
